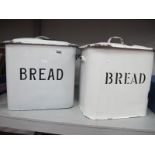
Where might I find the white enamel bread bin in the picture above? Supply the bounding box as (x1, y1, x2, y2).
(79, 36, 154, 120)
(4, 36, 77, 110)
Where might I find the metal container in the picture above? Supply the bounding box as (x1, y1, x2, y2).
(79, 36, 154, 120)
(4, 36, 77, 110)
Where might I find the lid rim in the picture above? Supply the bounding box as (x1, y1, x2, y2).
(3, 41, 78, 47)
(80, 45, 154, 52)
(80, 42, 153, 51)
(2, 37, 78, 47)
(80, 36, 153, 51)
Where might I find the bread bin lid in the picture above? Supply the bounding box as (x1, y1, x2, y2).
(80, 36, 153, 51)
(3, 36, 77, 47)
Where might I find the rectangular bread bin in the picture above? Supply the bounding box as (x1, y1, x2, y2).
(4, 36, 77, 110)
(79, 36, 154, 120)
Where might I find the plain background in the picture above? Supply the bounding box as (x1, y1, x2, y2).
(1, 20, 155, 46)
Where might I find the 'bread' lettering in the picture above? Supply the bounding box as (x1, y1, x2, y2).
(20, 68, 64, 81)
(105, 72, 146, 84)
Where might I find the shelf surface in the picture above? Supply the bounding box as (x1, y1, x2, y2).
(0, 94, 155, 134)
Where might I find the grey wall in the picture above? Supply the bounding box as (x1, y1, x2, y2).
(0, 20, 41, 42)
(1, 20, 155, 46)
(41, 20, 155, 46)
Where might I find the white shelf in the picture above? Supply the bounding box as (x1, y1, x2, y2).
(0, 93, 155, 134)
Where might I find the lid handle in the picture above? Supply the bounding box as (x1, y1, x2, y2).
(35, 36, 50, 40)
(108, 36, 124, 44)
